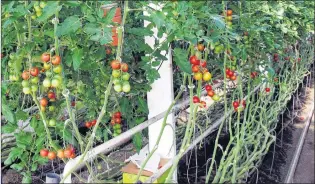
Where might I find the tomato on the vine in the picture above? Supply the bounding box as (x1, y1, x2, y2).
(43, 78, 51, 88)
(57, 150, 65, 159)
(121, 63, 128, 72)
(40, 98, 48, 106)
(212, 94, 220, 101)
(22, 71, 30, 80)
(197, 44, 205, 51)
(40, 149, 49, 157)
(114, 112, 121, 118)
(112, 70, 121, 78)
(200, 61, 207, 68)
(51, 78, 61, 88)
(230, 75, 237, 81)
(48, 151, 56, 160)
(53, 65, 62, 73)
(122, 83, 131, 93)
(122, 73, 130, 81)
(114, 84, 122, 92)
(192, 65, 199, 73)
(233, 101, 239, 108)
(200, 101, 206, 108)
(48, 92, 56, 100)
(205, 84, 212, 91)
(30, 67, 39, 77)
(265, 88, 271, 92)
(41, 53, 50, 62)
(85, 121, 92, 128)
(49, 119, 56, 126)
(22, 80, 29, 87)
(227, 9, 232, 16)
(111, 60, 121, 70)
(207, 90, 215, 97)
(193, 72, 203, 81)
(64, 149, 72, 158)
(91, 119, 97, 126)
(189, 55, 200, 65)
(192, 96, 200, 103)
(31, 77, 39, 84)
(114, 117, 121, 124)
(203, 72, 212, 81)
(52, 55, 61, 65)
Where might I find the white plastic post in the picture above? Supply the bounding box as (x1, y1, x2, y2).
(144, 3, 177, 181)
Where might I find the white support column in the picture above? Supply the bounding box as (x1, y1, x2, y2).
(144, 3, 177, 181)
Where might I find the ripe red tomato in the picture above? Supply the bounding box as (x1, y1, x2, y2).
(189, 55, 197, 64)
(22, 71, 30, 80)
(273, 53, 278, 58)
(233, 101, 239, 108)
(197, 44, 205, 51)
(85, 122, 92, 128)
(192, 65, 199, 73)
(106, 48, 112, 55)
(57, 150, 65, 159)
(284, 56, 290, 61)
(121, 63, 128, 72)
(297, 58, 301, 62)
(207, 90, 215, 97)
(30, 67, 39, 77)
(71, 101, 76, 107)
(51, 56, 61, 65)
(227, 10, 232, 16)
(265, 88, 271, 92)
(114, 117, 121, 124)
(67, 145, 75, 153)
(64, 149, 72, 158)
(40, 98, 48, 107)
(41, 53, 50, 62)
(200, 61, 207, 68)
(205, 84, 212, 91)
(192, 96, 200, 103)
(47, 91, 56, 99)
(40, 149, 49, 157)
(48, 151, 56, 160)
(114, 112, 121, 118)
(91, 119, 97, 126)
(70, 153, 76, 159)
(111, 60, 121, 70)
(227, 70, 234, 77)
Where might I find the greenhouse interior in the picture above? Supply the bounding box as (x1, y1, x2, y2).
(1, 1, 314, 183)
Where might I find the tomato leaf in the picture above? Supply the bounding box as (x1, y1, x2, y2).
(4, 147, 23, 165)
(173, 48, 192, 74)
(150, 11, 165, 29)
(37, 2, 62, 22)
(1, 103, 15, 123)
(72, 48, 83, 71)
(56, 16, 81, 36)
(137, 97, 149, 114)
(1, 123, 17, 133)
(132, 133, 143, 153)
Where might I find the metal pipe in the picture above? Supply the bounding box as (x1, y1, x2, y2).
(284, 104, 314, 183)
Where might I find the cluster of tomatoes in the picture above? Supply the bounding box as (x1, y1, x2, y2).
(110, 111, 122, 137)
(41, 53, 63, 89)
(40, 94, 57, 126)
(232, 100, 246, 112)
(205, 84, 220, 101)
(31, 1, 47, 19)
(111, 60, 131, 93)
(85, 119, 97, 128)
(225, 68, 237, 81)
(192, 96, 206, 108)
(21, 67, 40, 94)
(40, 145, 76, 160)
(7, 55, 21, 82)
(189, 45, 212, 82)
(223, 9, 233, 28)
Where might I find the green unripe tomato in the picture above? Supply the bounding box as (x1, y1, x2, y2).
(31, 77, 39, 84)
(23, 87, 31, 94)
(46, 71, 52, 77)
(36, 11, 42, 17)
(53, 74, 62, 81)
(113, 133, 119, 137)
(43, 78, 51, 88)
(39, 1, 47, 8)
(243, 36, 248, 40)
(122, 73, 130, 81)
(113, 78, 121, 85)
(22, 80, 30, 87)
(31, 85, 38, 92)
(9, 75, 13, 81)
(49, 106, 55, 112)
(31, 14, 37, 20)
(51, 78, 61, 88)
(12, 75, 19, 81)
(122, 83, 131, 93)
(48, 119, 56, 126)
(226, 21, 232, 26)
(34, 5, 41, 12)
(43, 62, 51, 70)
(116, 129, 122, 134)
(231, 66, 236, 71)
(114, 84, 122, 92)
(112, 70, 121, 78)
(114, 124, 121, 130)
(212, 94, 220, 102)
(53, 65, 62, 73)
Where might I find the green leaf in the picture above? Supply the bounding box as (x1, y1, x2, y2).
(137, 97, 149, 114)
(151, 11, 165, 29)
(132, 133, 142, 153)
(173, 48, 192, 74)
(56, 16, 81, 36)
(101, 7, 116, 24)
(37, 2, 62, 22)
(4, 147, 23, 165)
(84, 23, 101, 35)
(103, 129, 109, 142)
(72, 48, 83, 71)
(15, 109, 28, 121)
(1, 103, 15, 123)
(120, 97, 131, 117)
(22, 173, 32, 183)
(126, 28, 154, 36)
(1, 123, 17, 133)
(11, 163, 24, 171)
